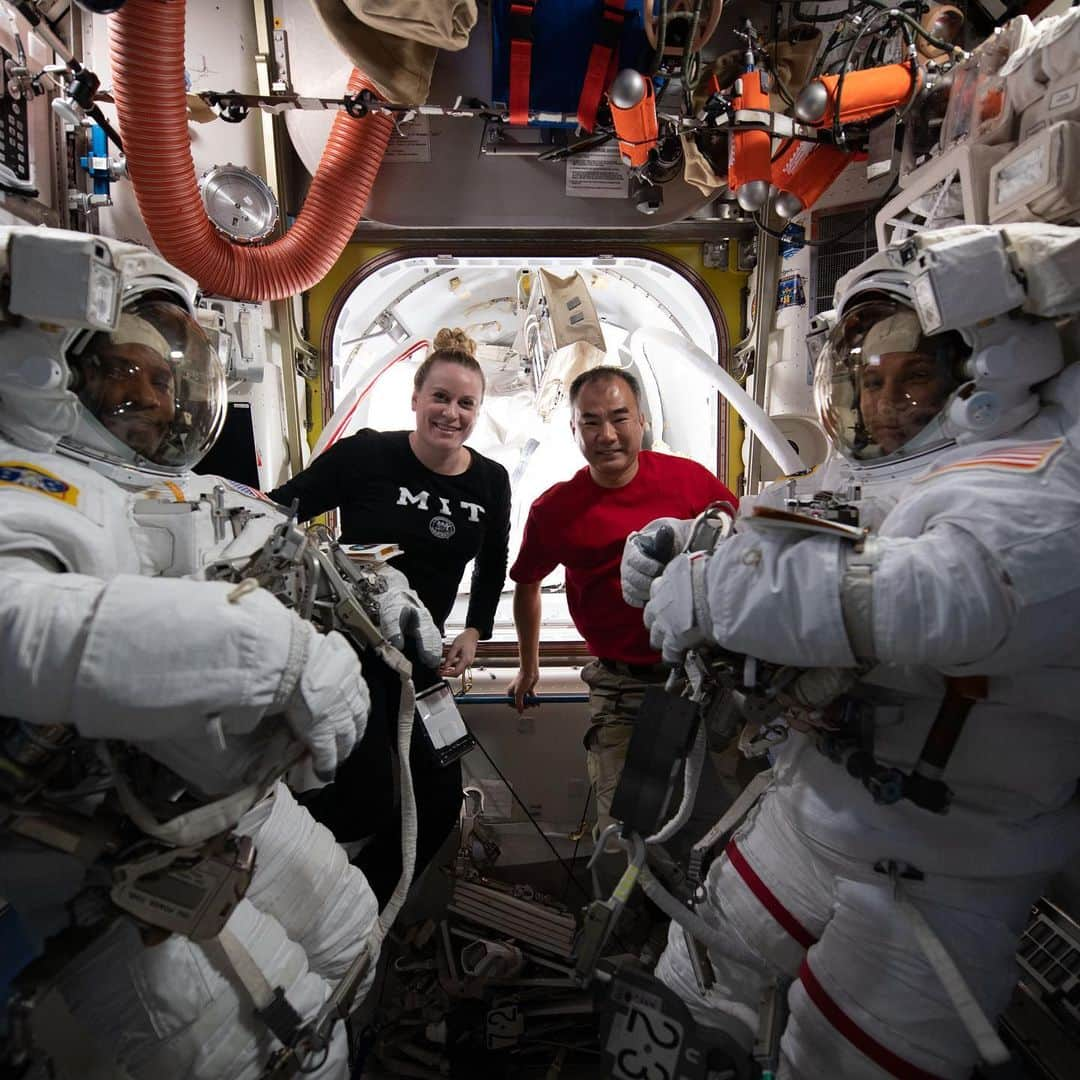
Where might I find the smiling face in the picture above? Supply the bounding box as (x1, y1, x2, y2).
(571, 374, 646, 487)
(859, 350, 956, 455)
(411, 359, 485, 455)
(80, 341, 177, 459)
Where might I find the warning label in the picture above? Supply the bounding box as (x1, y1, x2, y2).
(383, 114, 432, 163)
(565, 142, 629, 199)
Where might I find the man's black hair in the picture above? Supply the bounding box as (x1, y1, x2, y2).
(568, 365, 642, 407)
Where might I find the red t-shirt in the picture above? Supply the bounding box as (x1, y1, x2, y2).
(510, 450, 738, 664)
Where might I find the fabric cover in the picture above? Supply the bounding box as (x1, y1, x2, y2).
(311, 0, 478, 104)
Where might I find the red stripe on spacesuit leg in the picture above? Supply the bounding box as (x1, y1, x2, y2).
(725, 839, 817, 949)
(799, 959, 949, 1080)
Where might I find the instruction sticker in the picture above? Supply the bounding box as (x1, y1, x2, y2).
(566, 142, 630, 199)
(383, 114, 431, 163)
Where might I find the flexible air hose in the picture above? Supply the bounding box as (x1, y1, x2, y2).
(108, 0, 393, 301)
(638, 865, 726, 949)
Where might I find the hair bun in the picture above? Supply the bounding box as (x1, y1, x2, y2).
(433, 326, 476, 358)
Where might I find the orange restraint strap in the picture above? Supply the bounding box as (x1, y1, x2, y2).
(577, 0, 628, 132)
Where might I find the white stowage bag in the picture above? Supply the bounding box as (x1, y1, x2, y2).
(50, 784, 378, 1080)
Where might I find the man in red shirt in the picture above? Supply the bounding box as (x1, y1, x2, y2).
(508, 367, 738, 837)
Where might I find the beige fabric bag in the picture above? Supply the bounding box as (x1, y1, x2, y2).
(311, 0, 478, 104)
(681, 134, 724, 196)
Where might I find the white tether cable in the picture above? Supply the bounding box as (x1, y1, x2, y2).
(647, 724, 706, 844)
(892, 873, 1011, 1066)
(372, 639, 418, 937)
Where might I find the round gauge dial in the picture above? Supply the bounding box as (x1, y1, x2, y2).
(199, 163, 279, 244)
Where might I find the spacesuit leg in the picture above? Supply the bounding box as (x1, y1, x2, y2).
(659, 790, 1035, 1079)
(655, 791, 832, 1052)
(236, 782, 379, 984)
(779, 873, 1032, 1079)
(44, 784, 377, 1080)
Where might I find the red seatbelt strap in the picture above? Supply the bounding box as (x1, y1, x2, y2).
(725, 839, 817, 949)
(799, 960, 949, 1080)
(508, 1, 537, 126)
(577, 0, 628, 132)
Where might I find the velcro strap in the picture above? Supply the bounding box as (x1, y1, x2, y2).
(258, 987, 305, 1048)
(577, 0, 628, 131)
(595, 2, 627, 48)
(508, 2, 536, 125)
(508, 1, 535, 41)
(688, 551, 710, 637)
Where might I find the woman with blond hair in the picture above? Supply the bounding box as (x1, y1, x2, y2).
(271, 328, 511, 903)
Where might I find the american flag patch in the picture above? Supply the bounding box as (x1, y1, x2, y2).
(222, 478, 274, 503)
(915, 438, 1066, 482)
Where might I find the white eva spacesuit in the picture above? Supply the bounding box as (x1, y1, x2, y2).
(0, 228, 435, 1079)
(629, 224, 1080, 1078)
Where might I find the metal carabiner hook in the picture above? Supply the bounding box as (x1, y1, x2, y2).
(684, 499, 737, 554)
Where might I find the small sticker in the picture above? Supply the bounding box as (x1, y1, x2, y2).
(780, 223, 805, 258)
(0, 461, 79, 505)
(566, 142, 630, 199)
(777, 271, 806, 308)
(220, 478, 274, 503)
(1049, 84, 1078, 112)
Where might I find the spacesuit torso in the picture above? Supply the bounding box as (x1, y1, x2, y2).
(776, 417, 1080, 879)
(0, 438, 378, 1080)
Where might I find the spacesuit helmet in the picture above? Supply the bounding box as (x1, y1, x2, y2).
(66, 294, 225, 472)
(814, 295, 968, 463)
(815, 225, 1080, 464)
(0, 227, 225, 473)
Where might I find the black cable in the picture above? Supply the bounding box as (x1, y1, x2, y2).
(469, 727, 591, 902)
(782, 0, 925, 18)
(560, 783, 593, 903)
(832, 6, 905, 145)
(778, 0, 959, 60)
(760, 48, 796, 109)
(752, 174, 899, 246)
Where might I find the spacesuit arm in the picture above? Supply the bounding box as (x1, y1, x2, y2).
(2, 560, 304, 737)
(841, 523, 1019, 668)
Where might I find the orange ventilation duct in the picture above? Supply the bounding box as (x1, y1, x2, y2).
(108, 0, 393, 301)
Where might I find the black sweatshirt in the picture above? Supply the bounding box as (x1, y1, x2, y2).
(270, 429, 511, 637)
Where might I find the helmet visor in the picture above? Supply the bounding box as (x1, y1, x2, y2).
(72, 299, 225, 469)
(814, 298, 964, 462)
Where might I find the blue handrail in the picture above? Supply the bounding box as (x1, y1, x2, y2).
(454, 693, 589, 705)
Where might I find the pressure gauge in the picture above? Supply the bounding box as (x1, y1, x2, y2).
(198, 163, 279, 243)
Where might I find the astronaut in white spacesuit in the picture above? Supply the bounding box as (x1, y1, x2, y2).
(0, 227, 438, 1079)
(624, 224, 1080, 1079)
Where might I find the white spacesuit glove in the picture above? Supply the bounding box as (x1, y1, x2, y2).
(643, 551, 712, 663)
(373, 565, 444, 670)
(280, 625, 370, 782)
(621, 517, 694, 608)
